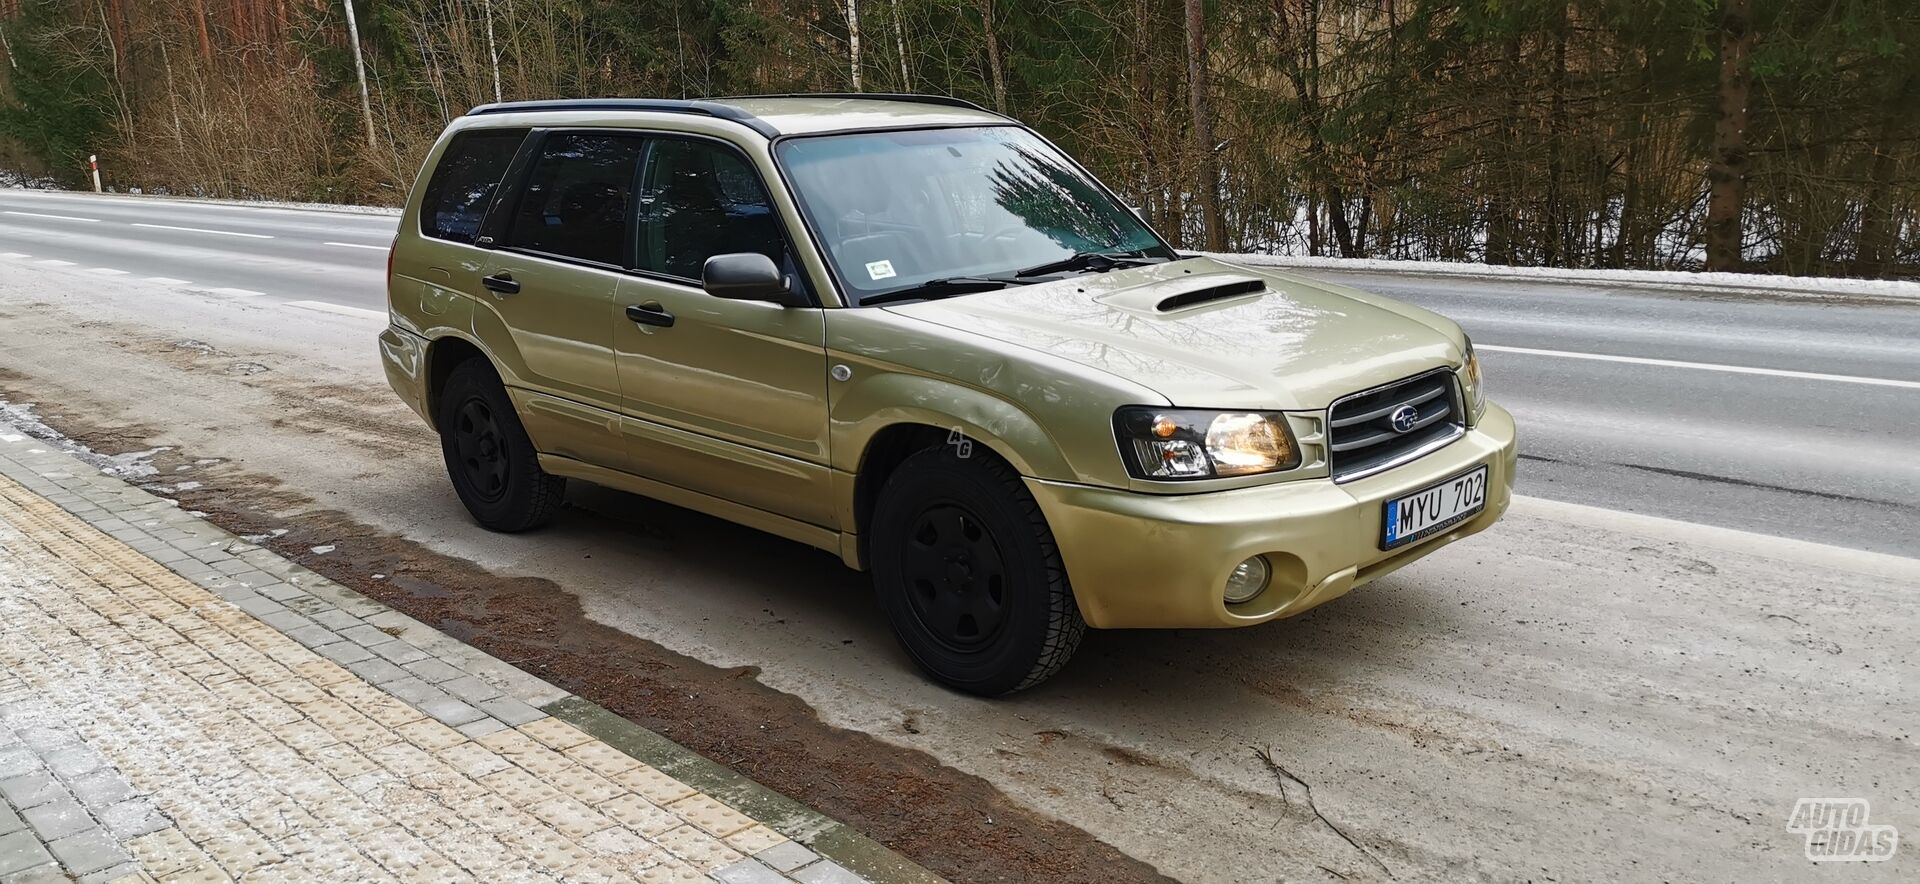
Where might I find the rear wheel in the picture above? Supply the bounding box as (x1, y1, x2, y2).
(437, 358, 564, 532)
(870, 446, 1085, 695)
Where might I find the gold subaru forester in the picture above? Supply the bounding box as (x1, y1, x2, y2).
(380, 94, 1517, 695)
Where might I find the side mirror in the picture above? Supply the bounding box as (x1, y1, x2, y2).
(702, 253, 799, 306)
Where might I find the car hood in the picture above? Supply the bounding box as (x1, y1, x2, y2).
(882, 257, 1467, 411)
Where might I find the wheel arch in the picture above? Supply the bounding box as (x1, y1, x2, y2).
(423, 334, 494, 431)
(842, 398, 1071, 570)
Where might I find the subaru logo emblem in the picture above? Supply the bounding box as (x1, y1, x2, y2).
(1388, 404, 1419, 434)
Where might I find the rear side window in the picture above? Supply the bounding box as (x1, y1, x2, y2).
(503, 134, 645, 266)
(418, 129, 526, 244)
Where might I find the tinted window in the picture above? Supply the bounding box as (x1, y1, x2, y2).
(419, 129, 525, 244)
(637, 139, 789, 280)
(504, 134, 644, 266)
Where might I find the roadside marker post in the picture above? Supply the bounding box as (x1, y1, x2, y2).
(89, 154, 101, 192)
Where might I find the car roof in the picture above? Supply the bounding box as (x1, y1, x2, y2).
(464, 94, 1010, 139)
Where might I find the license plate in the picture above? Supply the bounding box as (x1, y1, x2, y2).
(1381, 464, 1488, 550)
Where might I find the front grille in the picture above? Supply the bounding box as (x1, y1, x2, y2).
(1326, 369, 1464, 482)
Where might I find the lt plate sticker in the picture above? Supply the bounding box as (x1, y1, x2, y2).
(865, 259, 897, 280)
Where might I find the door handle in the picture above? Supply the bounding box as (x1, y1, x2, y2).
(481, 272, 520, 295)
(626, 302, 675, 328)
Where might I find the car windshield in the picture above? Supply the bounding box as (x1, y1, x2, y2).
(774, 126, 1176, 305)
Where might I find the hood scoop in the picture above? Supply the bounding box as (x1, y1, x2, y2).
(1149, 275, 1269, 312)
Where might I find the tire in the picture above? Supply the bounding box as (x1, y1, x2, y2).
(436, 358, 565, 532)
(870, 445, 1086, 696)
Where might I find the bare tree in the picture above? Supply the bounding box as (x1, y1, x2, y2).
(980, 0, 1006, 112)
(482, 0, 503, 103)
(340, 0, 377, 149)
(1185, 0, 1223, 250)
(1705, 0, 1754, 271)
(846, 0, 862, 90)
(890, 0, 910, 90)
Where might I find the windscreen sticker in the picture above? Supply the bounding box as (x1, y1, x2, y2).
(865, 259, 897, 280)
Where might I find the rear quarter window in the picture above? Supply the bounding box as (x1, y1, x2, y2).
(418, 129, 527, 244)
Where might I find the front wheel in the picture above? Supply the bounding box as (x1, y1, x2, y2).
(870, 446, 1086, 696)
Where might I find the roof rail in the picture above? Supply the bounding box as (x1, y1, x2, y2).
(464, 99, 778, 138)
(725, 92, 995, 114)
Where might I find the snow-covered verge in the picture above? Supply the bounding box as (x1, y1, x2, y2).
(0, 170, 60, 190)
(1205, 251, 1920, 301)
(0, 182, 403, 216)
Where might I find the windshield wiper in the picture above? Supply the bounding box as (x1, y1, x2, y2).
(858, 276, 1021, 307)
(1013, 249, 1168, 279)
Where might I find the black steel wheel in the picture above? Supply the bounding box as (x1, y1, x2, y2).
(436, 358, 564, 532)
(450, 397, 510, 503)
(900, 503, 1012, 653)
(871, 445, 1085, 695)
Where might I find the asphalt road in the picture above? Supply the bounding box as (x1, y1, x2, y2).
(1297, 269, 1920, 557)
(2, 188, 1916, 882)
(0, 188, 393, 310)
(3, 187, 1916, 555)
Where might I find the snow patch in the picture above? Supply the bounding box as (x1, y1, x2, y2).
(1, 183, 402, 216)
(0, 400, 170, 479)
(1206, 252, 1920, 301)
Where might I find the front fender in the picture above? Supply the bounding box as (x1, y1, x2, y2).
(828, 371, 1074, 480)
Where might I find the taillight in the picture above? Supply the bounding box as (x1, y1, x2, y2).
(386, 235, 398, 283)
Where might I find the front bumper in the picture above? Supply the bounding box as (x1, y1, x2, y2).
(1028, 403, 1516, 628)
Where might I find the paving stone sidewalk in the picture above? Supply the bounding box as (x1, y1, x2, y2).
(0, 432, 935, 884)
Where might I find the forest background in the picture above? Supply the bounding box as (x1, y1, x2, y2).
(0, 0, 1914, 277)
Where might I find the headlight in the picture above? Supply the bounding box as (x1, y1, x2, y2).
(1114, 407, 1301, 480)
(1461, 338, 1486, 415)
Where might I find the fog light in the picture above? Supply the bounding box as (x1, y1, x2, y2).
(1223, 556, 1270, 604)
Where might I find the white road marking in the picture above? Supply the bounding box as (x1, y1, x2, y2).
(324, 241, 388, 251)
(206, 287, 265, 298)
(1477, 344, 1920, 390)
(131, 222, 272, 239)
(86, 268, 130, 276)
(35, 259, 76, 267)
(143, 277, 191, 285)
(3, 210, 100, 223)
(284, 300, 387, 321)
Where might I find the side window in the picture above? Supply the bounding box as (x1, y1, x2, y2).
(503, 133, 644, 266)
(637, 139, 791, 281)
(419, 129, 526, 244)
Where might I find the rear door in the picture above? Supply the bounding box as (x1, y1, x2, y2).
(471, 131, 645, 468)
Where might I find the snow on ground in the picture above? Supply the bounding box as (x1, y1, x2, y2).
(1206, 251, 1920, 300)
(0, 184, 403, 217)
(7, 177, 1914, 298)
(0, 400, 169, 479)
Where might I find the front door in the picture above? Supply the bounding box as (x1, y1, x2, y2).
(473, 131, 645, 468)
(612, 135, 834, 528)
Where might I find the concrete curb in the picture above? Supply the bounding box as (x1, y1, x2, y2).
(547, 698, 943, 884)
